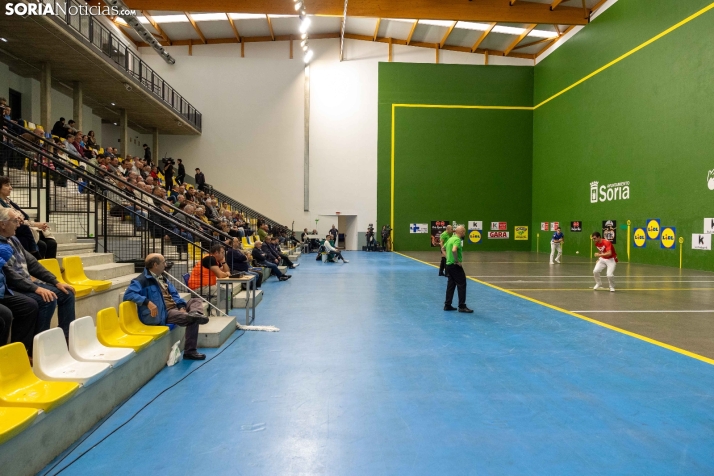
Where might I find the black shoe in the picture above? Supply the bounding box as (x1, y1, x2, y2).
(458, 307, 474, 313)
(285, 275, 292, 279)
(183, 351, 206, 360)
(438, 272, 445, 276)
(187, 311, 209, 325)
(444, 305, 457, 311)
(279, 276, 289, 281)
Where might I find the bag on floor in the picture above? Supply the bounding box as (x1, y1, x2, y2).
(167, 340, 182, 366)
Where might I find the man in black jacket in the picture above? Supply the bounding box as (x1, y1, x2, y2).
(226, 238, 262, 288)
(0, 209, 75, 341)
(176, 158, 186, 185)
(252, 240, 290, 281)
(195, 168, 206, 192)
(269, 236, 297, 269)
(143, 144, 152, 164)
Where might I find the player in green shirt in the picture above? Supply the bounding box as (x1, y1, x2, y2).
(438, 225, 453, 277)
(444, 226, 473, 313)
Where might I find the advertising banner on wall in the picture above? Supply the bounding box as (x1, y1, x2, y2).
(514, 226, 528, 240)
(488, 231, 510, 239)
(468, 221, 483, 231)
(468, 230, 482, 244)
(602, 220, 617, 244)
(646, 219, 661, 240)
(704, 218, 714, 234)
(633, 227, 646, 248)
(409, 223, 428, 234)
(692, 233, 712, 250)
(541, 222, 549, 231)
(430, 221, 449, 247)
(491, 222, 507, 231)
(551, 222, 559, 231)
(660, 226, 676, 249)
(570, 221, 582, 232)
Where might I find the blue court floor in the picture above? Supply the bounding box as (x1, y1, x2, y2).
(45, 252, 714, 475)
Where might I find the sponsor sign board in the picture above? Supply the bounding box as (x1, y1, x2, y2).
(551, 222, 559, 231)
(514, 226, 528, 240)
(660, 227, 676, 249)
(491, 222, 507, 231)
(468, 221, 483, 231)
(704, 218, 714, 234)
(570, 221, 582, 232)
(633, 227, 646, 248)
(409, 223, 428, 234)
(602, 220, 617, 244)
(488, 231, 509, 239)
(430, 221, 449, 247)
(468, 230, 482, 244)
(646, 219, 660, 240)
(541, 222, 549, 231)
(692, 233, 712, 251)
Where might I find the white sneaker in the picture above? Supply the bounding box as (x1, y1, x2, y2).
(593, 284, 600, 290)
(293, 263, 300, 267)
(343, 259, 349, 263)
(550, 261, 554, 265)
(610, 287, 615, 292)
(555, 258, 560, 263)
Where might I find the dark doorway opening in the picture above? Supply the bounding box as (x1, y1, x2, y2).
(8, 89, 21, 120)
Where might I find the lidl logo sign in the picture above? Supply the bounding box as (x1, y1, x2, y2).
(514, 226, 528, 241)
(646, 219, 660, 240)
(660, 227, 676, 249)
(633, 228, 646, 248)
(469, 230, 482, 244)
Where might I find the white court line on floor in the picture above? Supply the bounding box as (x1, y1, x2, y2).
(473, 276, 714, 278)
(487, 280, 714, 284)
(573, 310, 714, 313)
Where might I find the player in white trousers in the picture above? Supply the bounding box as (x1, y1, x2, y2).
(591, 231, 618, 292)
(550, 226, 564, 264)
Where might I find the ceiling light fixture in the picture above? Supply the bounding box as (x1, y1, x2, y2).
(303, 49, 313, 63)
(0, 38, 7, 43)
(111, 102, 116, 106)
(299, 16, 311, 33)
(294, 1, 302, 10)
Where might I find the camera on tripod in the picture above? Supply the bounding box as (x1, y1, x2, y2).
(161, 157, 175, 166)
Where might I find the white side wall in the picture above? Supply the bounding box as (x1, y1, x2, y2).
(101, 123, 150, 157)
(141, 38, 531, 243)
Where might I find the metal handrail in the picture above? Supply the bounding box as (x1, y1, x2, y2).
(46, 0, 202, 131)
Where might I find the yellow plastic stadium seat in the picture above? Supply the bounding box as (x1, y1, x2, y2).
(119, 301, 169, 340)
(0, 407, 39, 445)
(0, 343, 79, 412)
(187, 242, 203, 260)
(96, 307, 153, 352)
(241, 237, 253, 249)
(98, 148, 104, 154)
(38, 259, 93, 298)
(62, 256, 112, 292)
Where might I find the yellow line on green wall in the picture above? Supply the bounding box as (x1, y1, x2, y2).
(389, 1, 714, 245)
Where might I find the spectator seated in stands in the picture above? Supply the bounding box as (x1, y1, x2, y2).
(323, 234, 349, 263)
(0, 176, 57, 259)
(269, 236, 298, 269)
(51, 117, 69, 138)
(0, 208, 75, 343)
(187, 242, 232, 298)
(252, 240, 290, 281)
(257, 221, 269, 243)
(123, 253, 209, 361)
(225, 237, 262, 289)
(0, 234, 37, 356)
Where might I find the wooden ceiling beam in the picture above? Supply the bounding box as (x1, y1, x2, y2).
(266, 14, 275, 41)
(439, 21, 457, 48)
(535, 25, 574, 57)
(185, 12, 207, 44)
(405, 20, 418, 45)
(142, 10, 171, 44)
(590, 0, 609, 16)
(373, 18, 381, 40)
(226, 13, 241, 42)
(512, 36, 555, 50)
(551, 0, 565, 10)
(124, 0, 589, 25)
(504, 23, 535, 56)
(471, 22, 496, 53)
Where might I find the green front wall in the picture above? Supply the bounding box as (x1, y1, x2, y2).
(377, 63, 534, 251)
(532, 0, 714, 270)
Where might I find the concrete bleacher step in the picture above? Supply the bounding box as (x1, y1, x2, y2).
(84, 262, 136, 280)
(56, 241, 96, 255)
(197, 316, 236, 348)
(233, 289, 263, 309)
(51, 231, 77, 244)
(57, 252, 115, 268)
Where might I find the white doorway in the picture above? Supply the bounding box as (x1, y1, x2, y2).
(338, 215, 358, 250)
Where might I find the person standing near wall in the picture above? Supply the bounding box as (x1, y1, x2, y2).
(438, 225, 454, 277)
(592, 231, 617, 292)
(443, 226, 473, 313)
(176, 158, 186, 185)
(550, 226, 564, 264)
(195, 168, 206, 192)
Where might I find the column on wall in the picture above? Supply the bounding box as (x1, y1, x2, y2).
(40, 62, 51, 128)
(120, 108, 128, 159)
(72, 82, 83, 131)
(152, 127, 159, 163)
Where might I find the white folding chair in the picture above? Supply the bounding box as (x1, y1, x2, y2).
(69, 316, 135, 368)
(33, 328, 111, 387)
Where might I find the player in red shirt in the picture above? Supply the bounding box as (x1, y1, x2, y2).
(591, 232, 618, 292)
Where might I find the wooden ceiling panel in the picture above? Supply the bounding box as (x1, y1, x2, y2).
(124, 0, 590, 25)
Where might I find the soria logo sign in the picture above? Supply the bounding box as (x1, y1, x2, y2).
(4, 3, 133, 16)
(590, 180, 630, 204)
